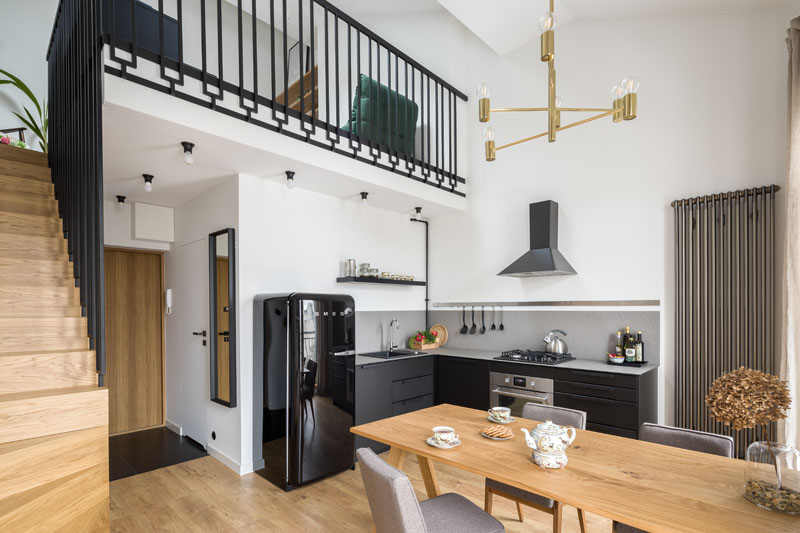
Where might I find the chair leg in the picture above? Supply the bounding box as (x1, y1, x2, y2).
(552, 501, 563, 533)
(516, 502, 524, 522)
(484, 487, 493, 514)
(577, 508, 587, 533)
(309, 398, 315, 422)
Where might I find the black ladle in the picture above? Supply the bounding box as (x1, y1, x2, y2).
(480, 306, 486, 334)
(498, 306, 505, 331)
(490, 306, 496, 331)
(460, 307, 468, 334)
(469, 306, 477, 334)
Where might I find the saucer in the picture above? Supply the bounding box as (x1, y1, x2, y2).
(426, 436, 462, 449)
(487, 415, 515, 425)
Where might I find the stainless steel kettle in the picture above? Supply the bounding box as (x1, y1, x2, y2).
(543, 329, 568, 354)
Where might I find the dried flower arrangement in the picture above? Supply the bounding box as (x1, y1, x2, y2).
(706, 367, 796, 513)
(706, 366, 791, 430)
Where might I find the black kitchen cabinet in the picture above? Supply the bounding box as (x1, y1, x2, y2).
(355, 357, 434, 454)
(437, 356, 490, 410)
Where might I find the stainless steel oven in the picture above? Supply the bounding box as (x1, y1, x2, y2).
(489, 372, 553, 417)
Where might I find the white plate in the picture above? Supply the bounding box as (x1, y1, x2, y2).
(480, 431, 514, 441)
(488, 415, 515, 425)
(426, 436, 462, 449)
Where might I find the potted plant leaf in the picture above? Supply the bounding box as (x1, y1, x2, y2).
(0, 69, 48, 153)
(705, 367, 798, 513)
(408, 329, 441, 351)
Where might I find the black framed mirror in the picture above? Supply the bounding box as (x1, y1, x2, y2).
(209, 228, 237, 407)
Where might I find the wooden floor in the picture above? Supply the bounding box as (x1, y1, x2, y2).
(110, 454, 612, 532)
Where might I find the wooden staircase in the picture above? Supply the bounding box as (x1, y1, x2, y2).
(0, 144, 109, 531)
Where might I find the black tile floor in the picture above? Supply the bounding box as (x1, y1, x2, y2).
(109, 427, 208, 481)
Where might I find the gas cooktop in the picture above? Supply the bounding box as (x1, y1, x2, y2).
(494, 350, 576, 365)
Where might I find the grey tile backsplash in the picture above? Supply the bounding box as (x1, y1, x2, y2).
(356, 309, 660, 365)
(428, 310, 660, 364)
(356, 311, 427, 352)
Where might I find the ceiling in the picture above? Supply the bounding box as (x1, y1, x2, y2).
(331, 0, 798, 56)
(102, 103, 461, 216)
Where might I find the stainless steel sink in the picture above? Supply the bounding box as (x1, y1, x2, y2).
(358, 349, 426, 359)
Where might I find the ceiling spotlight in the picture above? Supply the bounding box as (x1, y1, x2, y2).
(116, 195, 126, 210)
(360, 192, 369, 207)
(143, 173, 154, 193)
(285, 170, 295, 190)
(414, 207, 422, 221)
(181, 141, 195, 165)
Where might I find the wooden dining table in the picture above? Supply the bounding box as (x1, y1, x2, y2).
(350, 404, 799, 532)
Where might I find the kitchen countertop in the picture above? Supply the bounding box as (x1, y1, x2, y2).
(355, 346, 657, 375)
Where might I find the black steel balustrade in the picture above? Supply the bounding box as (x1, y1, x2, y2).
(101, 0, 468, 195)
(47, 0, 107, 384)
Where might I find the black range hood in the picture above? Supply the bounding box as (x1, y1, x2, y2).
(497, 200, 577, 277)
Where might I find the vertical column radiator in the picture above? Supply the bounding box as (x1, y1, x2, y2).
(673, 185, 780, 457)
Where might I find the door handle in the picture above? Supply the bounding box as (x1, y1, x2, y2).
(218, 331, 230, 336)
(192, 331, 207, 337)
(491, 388, 549, 403)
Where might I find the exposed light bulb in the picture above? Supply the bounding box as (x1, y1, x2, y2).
(482, 126, 495, 141)
(116, 195, 126, 210)
(144, 182, 153, 193)
(181, 141, 195, 165)
(621, 76, 640, 95)
(285, 170, 295, 190)
(414, 207, 422, 221)
(611, 85, 625, 99)
(360, 192, 368, 207)
(555, 95, 562, 108)
(143, 174, 154, 193)
(539, 11, 557, 32)
(476, 82, 491, 99)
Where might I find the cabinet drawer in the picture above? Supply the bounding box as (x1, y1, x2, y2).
(392, 394, 434, 416)
(392, 374, 434, 403)
(554, 392, 638, 431)
(587, 422, 638, 440)
(555, 380, 637, 402)
(556, 369, 637, 389)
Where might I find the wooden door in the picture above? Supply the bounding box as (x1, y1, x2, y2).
(105, 248, 164, 435)
(215, 257, 230, 403)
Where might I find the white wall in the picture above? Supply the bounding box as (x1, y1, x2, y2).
(353, 8, 796, 424)
(104, 200, 172, 251)
(165, 177, 241, 469)
(237, 172, 427, 469)
(0, 0, 59, 150)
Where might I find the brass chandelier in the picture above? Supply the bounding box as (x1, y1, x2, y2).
(477, 0, 639, 161)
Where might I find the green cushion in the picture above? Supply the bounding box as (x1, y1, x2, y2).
(342, 74, 419, 156)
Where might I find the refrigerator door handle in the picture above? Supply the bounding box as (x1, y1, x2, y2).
(332, 350, 356, 356)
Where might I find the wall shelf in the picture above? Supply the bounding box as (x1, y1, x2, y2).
(336, 276, 426, 287)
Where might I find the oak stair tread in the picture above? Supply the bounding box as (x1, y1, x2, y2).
(0, 210, 62, 238)
(0, 337, 90, 354)
(0, 386, 108, 445)
(0, 350, 97, 393)
(0, 173, 54, 196)
(0, 158, 51, 182)
(0, 144, 48, 167)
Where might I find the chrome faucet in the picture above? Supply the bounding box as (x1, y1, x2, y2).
(389, 318, 399, 351)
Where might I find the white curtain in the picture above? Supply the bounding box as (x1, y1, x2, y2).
(781, 17, 800, 448)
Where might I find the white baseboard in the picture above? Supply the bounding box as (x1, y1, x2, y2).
(165, 419, 182, 436)
(207, 443, 255, 475)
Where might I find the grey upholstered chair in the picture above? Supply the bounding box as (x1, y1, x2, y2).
(356, 447, 504, 533)
(484, 404, 588, 533)
(612, 423, 735, 533)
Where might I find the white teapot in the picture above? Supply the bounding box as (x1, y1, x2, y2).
(520, 420, 577, 469)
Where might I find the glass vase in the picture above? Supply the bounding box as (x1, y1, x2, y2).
(744, 441, 800, 514)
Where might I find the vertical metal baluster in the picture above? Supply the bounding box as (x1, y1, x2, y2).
(309, 0, 316, 132)
(387, 49, 392, 164)
(298, 0, 305, 130)
(281, 0, 288, 122)
(237, 0, 245, 109)
(252, 0, 258, 110)
(177, 0, 184, 85)
(269, 0, 276, 117)
(324, 6, 330, 140)
(334, 14, 340, 146)
(217, 0, 224, 98)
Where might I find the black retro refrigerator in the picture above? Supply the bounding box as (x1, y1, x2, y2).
(254, 293, 356, 491)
